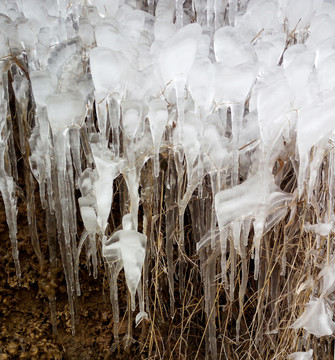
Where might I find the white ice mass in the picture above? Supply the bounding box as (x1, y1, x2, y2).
(1, 0, 335, 357)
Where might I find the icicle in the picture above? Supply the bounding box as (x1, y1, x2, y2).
(228, 0, 237, 25)
(220, 227, 228, 285)
(78, 168, 99, 279)
(207, 0, 214, 26)
(103, 214, 147, 311)
(232, 219, 241, 251)
(175, 0, 183, 28)
(253, 215, 265, 281)
(236, 231, 247, 342)
(148, 99, 168, 177)
(124, 167, 140, 231)
(175, 80, 186, 161)
(124, 292, 134, 349)
(209, 171, 218, 249)
(95, 97, 109, 148)
(69, 128, 82, 178)
(109, 261, 123, 350)
(0, 176, 21, 282)
(75, 231, 88, 296)
(148, 0, 155, 15)
(0, 110, 20, 282)
(229, 234, 236, 302)
(52, 131, 77, 334)
(214, 0, 225, 29)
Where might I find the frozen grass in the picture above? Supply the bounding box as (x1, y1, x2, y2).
(1, 1, 335, 359)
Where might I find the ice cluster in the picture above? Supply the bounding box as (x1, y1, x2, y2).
(1, 0, 335, 357)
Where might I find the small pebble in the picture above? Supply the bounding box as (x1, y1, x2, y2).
(30, 345, 39, 356)
(7, 342, 18, 355)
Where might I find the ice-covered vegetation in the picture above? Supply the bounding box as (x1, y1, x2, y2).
(1, 0, 335, 358)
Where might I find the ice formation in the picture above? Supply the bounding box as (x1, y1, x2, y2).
(288, 349, 313, 360)
(1, 0, 335, 357)
(103, 214, 147, 311)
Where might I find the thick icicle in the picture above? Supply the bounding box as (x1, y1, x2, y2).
(0, 95, 21, 282)
(103, 214, 147, 311)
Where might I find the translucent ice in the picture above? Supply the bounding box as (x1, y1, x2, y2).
(288, 350, 313, 360)
(103, 214, 147, 310)
(215, 171, 291, 278)
(214, 62, 256, 104)
(30, 71, 57, 107)
(4, 0, 335, 354)
(90, 47, 129, 99)
(214, 26, 256, 66)
(46, 91, 85, 131)
(91, 144, 125, 235)
(297, 93, 335, 196)
(148, 98, 168, 176)
(292, 297, 335, 337)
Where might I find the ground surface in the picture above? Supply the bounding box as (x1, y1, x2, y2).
(0, 196, 150, 360)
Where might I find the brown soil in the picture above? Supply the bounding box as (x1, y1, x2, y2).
(0, 195, 149, 360)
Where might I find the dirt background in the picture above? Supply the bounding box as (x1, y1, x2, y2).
(0, 194, 150, 360)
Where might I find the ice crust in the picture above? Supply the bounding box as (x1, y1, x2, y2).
(1, 0, 335, 352)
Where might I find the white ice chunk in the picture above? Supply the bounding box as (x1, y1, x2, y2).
(297, 93, 335, 195)
(103, 214, 147, 310)
(291, 297, 335, 337)
(78, 203, 97, 233)
(214, 62, 256, 104)
(30, 71, 57, 107)
(285, 0, 322, 32)
(215, 171, 291, 278)
(188, 59, 215, 114)
(17, 22, 37, 51)
(202, 123, 229, 171)
(154, 20, 175, 42)
(288, 350, 313, 360)
(214, 26, 256, 66)
(284, 47, 315, 109)
(235, 0, 281, 41)
(88, 0, 119, 17)
(253, 69, 291, 151)
(122, 101, 142, 139)
(306, 14, 335, 51)
(46, 92, 85, 131)
(135, 311, 149, 327)
(304, 222, 333, 237)
(92, 144, 124, 234)
(95, 21, 136, 61)
(159, 23, 202, 84)
(148, 98, 168, 176)
(317, 54, 335, 93)
(148, 98, 168, 148)
(78, 19, 94, 47)
(318, 255, 335, 295)
(215, 173, 287, 229)
(90, 47, 129, 99)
